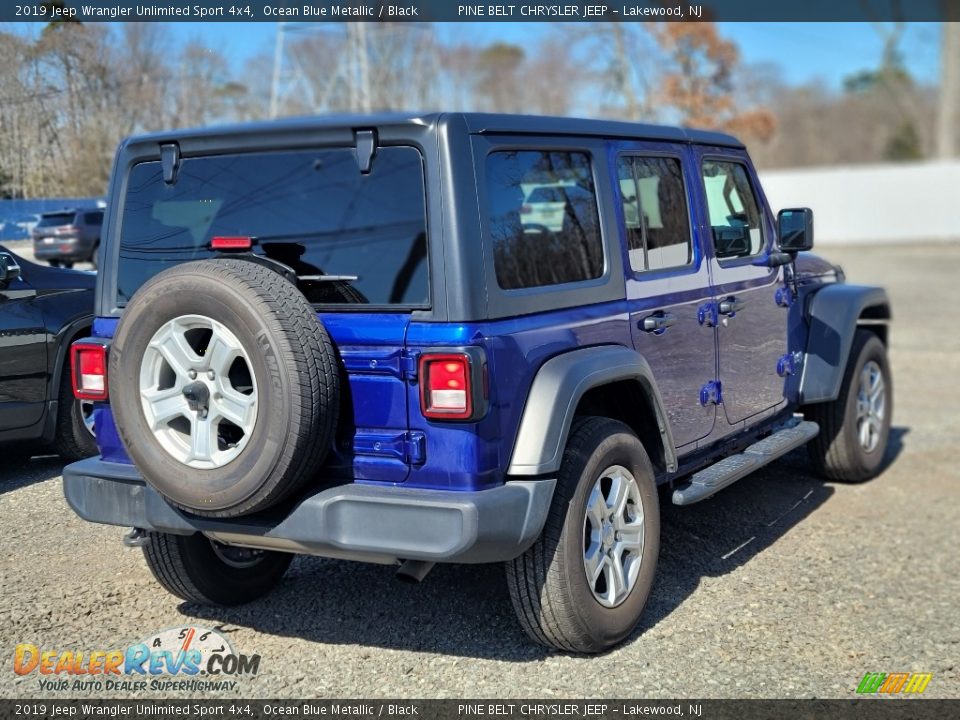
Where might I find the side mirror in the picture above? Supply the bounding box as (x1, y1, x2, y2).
(714, 226, 751, 259)
(0, 252, 21, 285)
(777, 208, 814, 252)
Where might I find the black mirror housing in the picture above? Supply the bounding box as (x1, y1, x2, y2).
(777, 208, 814, 252)
(0, 252, 21, 285)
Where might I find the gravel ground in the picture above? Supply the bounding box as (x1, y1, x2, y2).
(1, 243, 958, 699)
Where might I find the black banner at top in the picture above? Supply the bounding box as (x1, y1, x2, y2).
(3, 0, 958, 23)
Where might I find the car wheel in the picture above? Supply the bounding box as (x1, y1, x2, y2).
(48, 260, 60, 268)
(143, 531, 292, 606)
(53, 356, 99, 461)
(90, 243, 99, 269)
(63, 262, 74, 269)
(506, 417, 660, 653)
(805, 329, 892, 482)
(109, 258, 339, 518)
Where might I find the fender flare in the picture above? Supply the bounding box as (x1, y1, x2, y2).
(506, 345, 678, 476)
(48, 315, 93, 401)
(800, 283, 891, 404)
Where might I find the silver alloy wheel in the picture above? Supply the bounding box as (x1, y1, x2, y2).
(856, 359, 886, 453)
(582, 464, 645, 608)
(139, 314, 258, 469)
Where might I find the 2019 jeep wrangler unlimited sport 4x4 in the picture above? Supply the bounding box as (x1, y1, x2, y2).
(64, 113, 892, 653)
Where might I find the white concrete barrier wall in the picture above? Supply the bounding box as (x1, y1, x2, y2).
(758, 161, 960, 245)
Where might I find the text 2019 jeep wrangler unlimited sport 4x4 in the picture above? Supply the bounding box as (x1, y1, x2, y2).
(64, 113, 892, 653)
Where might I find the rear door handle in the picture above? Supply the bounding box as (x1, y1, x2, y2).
(641, 312, 677, 334)
(718, 297, 746, 316)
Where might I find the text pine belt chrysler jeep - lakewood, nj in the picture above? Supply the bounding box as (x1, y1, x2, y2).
(64, 113, 892, 653)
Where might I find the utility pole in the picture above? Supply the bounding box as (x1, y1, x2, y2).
(269, 22, 285, 118)
(610, 24, 640, 121)
(937, 20, 960, 158)
(347, 23, 371, 113)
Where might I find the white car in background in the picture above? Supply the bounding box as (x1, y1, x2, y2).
(520, 182, 580, 232)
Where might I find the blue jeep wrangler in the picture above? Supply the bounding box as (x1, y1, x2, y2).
(64, 113, 892, 653)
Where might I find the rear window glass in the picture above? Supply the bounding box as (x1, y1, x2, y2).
(37, 213, 74, 227)
(118, 146, 428, 306)
(486, 150, 603, 290)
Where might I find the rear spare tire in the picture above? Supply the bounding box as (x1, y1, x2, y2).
(110, 259, 339, 517)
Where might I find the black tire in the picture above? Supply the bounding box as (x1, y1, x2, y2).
(52, 356, 99, 461)
(506, 417, 660, 654)
(143, 531, 291, 606)
(110, 259, 339, 518)
(48, 260, 60, 268)
(90, 243, 99, 269)
(805, 329, 892, 482)
(62, 261, 74, 269)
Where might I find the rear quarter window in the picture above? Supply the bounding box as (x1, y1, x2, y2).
(37, 213, 74, 228)
(486, 150, 603, 290)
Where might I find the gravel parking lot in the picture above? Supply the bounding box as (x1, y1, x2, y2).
(1, 243, 958, 699)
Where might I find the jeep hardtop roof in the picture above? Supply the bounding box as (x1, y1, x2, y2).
(119, 112, 744, 150)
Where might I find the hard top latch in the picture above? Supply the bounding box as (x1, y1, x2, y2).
(354, 129, 377, 174)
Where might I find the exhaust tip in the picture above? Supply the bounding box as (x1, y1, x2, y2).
(395, 559, 435, 584)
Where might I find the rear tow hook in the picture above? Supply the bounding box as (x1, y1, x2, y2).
(123, 527, 150, 548)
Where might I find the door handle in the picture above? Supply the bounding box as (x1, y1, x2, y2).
(718, 297, 746, 316)
(641, 312, 677, 334)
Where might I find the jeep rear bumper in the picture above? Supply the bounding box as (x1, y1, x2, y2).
(63, 458, 555, 564)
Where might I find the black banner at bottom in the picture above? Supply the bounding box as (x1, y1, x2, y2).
(1, 699, 956, 720)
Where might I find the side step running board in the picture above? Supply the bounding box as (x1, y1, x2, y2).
(672, 420, 820, 506)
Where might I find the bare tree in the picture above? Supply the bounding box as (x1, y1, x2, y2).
(647, 22, 776, 142)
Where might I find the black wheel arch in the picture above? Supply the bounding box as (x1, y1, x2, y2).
(48, 315, 93, 403)
(800, 283, 891, 405)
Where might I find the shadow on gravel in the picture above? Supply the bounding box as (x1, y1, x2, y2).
(183, 555, 548, 661)
(883, 426, 909, 469)
(636, 451, 836, 641)
(180, 442, 902, 661)
(0, 451, 65, 495)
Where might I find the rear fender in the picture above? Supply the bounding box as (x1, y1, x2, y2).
(507, 345, 677, 476)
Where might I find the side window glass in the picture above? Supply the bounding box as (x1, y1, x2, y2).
(616, 156, 692, 272)
(701, 160, 764, 259)
(486, 150, 603, 290)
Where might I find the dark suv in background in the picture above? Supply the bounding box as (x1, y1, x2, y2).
(32, 208, 103, 268)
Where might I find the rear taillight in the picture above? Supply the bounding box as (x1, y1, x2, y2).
(419, 353, 473, 420)
(55, 225, 78, 235)
(71, 341, 108, 401)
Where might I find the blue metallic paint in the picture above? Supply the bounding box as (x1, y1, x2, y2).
(84, 132, 840, 496)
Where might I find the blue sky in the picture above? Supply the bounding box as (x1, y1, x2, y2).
(168, 21, 943, 90)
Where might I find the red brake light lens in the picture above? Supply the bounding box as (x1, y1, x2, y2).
(71, 341, 108, 401)
(210, 236, 252, 250)
(420, 354, 472, 420)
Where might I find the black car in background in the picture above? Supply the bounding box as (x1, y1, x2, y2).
(31, 208, 104, 268)
(0, 245, 97, 459)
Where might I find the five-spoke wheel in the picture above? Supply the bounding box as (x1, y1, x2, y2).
(139, 314, 257, 469)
